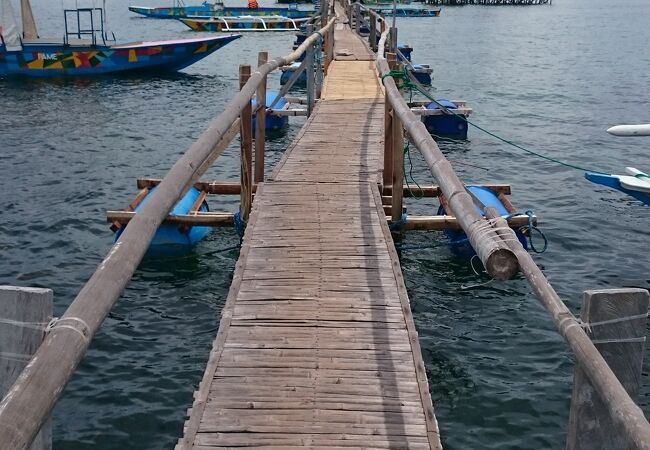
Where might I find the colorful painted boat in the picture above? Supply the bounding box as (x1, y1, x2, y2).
(0, 0, 241, 77)
(179, 15, 308, 32)
(369, 6, 441, 17)
(129, 2, 315, 19)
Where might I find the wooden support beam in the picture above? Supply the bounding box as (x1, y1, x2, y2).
(387, 214, 536, 231)
(567, 289, 649, 450)
(0, 286, 52, 450)
(255, 52, 268, 184)
(305, 24, 315, 117)
(239, 65, 253, 223)
(390, 57, 404, 223)
(137, 179, 259, 195)
(106, 211, 234, 227)
(110, 187, 149, 232)
(382, 183, 512, 197)
(382, 52, 397, 190)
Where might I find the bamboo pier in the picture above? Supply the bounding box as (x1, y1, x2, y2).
(0, 1, 648, 450)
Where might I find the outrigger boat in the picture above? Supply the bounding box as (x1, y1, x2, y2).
(0, 0, 241, 77)
(585, 124, 650, 206)
(129, 0, 315, 19)
(180, 15, 309, 32)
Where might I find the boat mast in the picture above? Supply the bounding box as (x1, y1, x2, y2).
(20, 0, 37, 39)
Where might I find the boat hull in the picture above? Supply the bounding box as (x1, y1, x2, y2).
(0, 35, 240, 77)
(129, 4, 314, 19)
(180, 17, 306, 32)
(370, 7, 440, 17)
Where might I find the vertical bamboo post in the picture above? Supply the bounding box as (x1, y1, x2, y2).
(389, 25, 397, 53)
(327, 25, 335, 72)
(369, 16, 377, 51)
(567, 288, 649, 450)
(347, 2, 353, 27)
(391, 97, 404, 222)
(239, 65, 253, 222)
(383, 52, 397, 192)
(305, 24, 315, 117)
(0, 286, 52, 450)
(254, 52, 267, 184)
(354, 3, 361, 35)
(320, 0, 328, 29)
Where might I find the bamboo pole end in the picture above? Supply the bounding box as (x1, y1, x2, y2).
(484, 248, 519, 281)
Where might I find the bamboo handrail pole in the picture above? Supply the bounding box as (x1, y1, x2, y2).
(483, 209, 650, 449)
(376, 29, 517, 280)
(0, 18, 337, 450)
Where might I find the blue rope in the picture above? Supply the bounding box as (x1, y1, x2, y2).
(520, 209, 548, 254)
(389, 213, 408, 231)
(505, 209, 548, 254)
(233, 211, 245, 240)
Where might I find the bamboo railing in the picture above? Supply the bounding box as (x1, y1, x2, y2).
(370, 19, 650, 449)
(0, 17, 337, 450)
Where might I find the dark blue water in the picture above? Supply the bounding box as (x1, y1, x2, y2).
(1, 0, 648, 448)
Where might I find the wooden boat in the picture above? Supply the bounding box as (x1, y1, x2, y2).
(129, 0, 315, 19)
(369, 6, 441, 17)
(180, 15, 308, 32)
(0, 0, 241, 77)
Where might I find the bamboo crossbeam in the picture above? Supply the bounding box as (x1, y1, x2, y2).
(382, 183, 512, 197)
(106, 211, 234, 227)
(377, 29, 518, 281)
(389, 214, 535, 231)
(0, 17, 337, 450)
(136, 179, 259, 195)
(412, 107, 473, 116)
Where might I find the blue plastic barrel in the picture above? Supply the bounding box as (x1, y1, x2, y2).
(423, 99, 468, 139)
(115, 187, 212, 254)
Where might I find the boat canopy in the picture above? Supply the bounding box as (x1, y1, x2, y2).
(1, 0, 22, 50)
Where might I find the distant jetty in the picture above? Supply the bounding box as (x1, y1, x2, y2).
(418, 0, 550, 5)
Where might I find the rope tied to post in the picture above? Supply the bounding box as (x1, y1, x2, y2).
(389, 213, 408, 231)
(503, 209, 548, 254)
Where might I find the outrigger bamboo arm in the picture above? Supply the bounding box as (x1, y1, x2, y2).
(376, 29, 518, 281)
(483, 208, 650, 450)
(0, 17, 337, 450)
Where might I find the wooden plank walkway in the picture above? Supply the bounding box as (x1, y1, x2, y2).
(177, 21, 442, 450)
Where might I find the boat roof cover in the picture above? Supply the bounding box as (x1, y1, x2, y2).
(1, 0, 22, 50)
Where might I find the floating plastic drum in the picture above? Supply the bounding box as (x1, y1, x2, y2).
(423, 99, 468, 139)
(252, 89, 289, 133)
(115, 186, 212, 254)
(438, 186, 528, 258)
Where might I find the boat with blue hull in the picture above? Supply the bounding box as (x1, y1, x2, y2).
(0, 0, 241, 77)
(369, 6, 441, 17)
(180, 15, 308, 32)
(128, 2, 315, 19)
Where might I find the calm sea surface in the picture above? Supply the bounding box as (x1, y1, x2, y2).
(1, 0, 649, 448)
